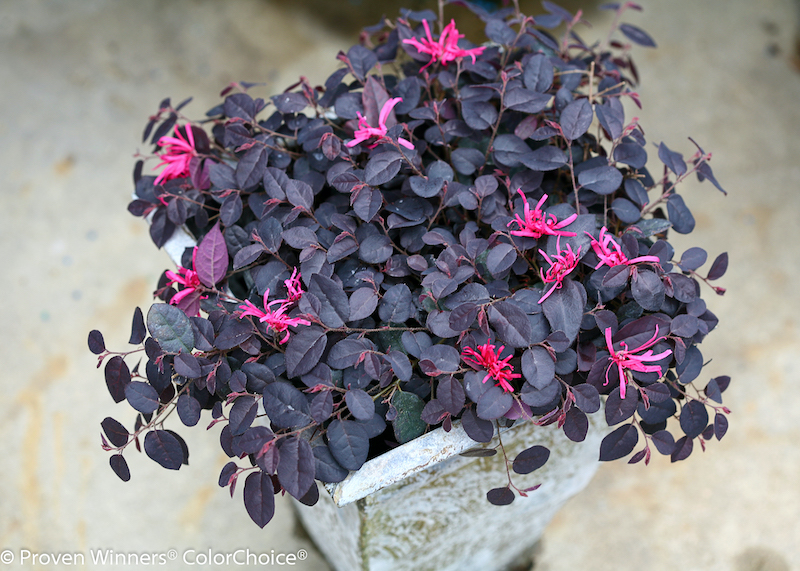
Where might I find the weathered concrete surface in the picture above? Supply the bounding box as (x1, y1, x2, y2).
(0, 0, 798, 570)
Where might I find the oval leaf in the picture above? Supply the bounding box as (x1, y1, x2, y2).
(144, 429, 185, 470)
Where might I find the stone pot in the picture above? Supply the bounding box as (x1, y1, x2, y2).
(293, 413, 610, 571)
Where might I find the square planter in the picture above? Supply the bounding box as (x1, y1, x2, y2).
(293, 412, 610, 571)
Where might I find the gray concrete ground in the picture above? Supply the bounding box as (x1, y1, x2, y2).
(1, 0, 798, 570)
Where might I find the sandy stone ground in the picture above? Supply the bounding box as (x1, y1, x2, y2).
(0, 1, 798, 570)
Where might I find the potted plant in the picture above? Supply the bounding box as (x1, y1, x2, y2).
(89, 1, 732, 569)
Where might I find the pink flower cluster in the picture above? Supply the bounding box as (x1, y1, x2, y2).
(237, 268, 310, 344)
(402, 19, 486, 71)
(165, 247, 203, 314)
(461, 342, 521, 393)
(587, 227, 661, 269)
(153, 126, 198, 186)
(508, 190, 578, 240)
(538, 239, 582, 303)
(604, 326, 672, 399)
(346, 97, 414, 150)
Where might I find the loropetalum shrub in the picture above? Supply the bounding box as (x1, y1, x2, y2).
(90, 0, 732, 528)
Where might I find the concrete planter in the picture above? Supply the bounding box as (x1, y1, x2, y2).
(293, 413, 610, 571)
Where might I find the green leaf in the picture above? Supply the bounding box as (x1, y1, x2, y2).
(391, 391, 426, 444)
(146, 304, 194, 354)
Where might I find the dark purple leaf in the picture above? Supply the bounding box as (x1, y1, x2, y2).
(276, 437, 315, 500)
(173, 352, 201, 378)
(667, 194, 695, 234)
(449, 302, 479, 332)
(611, 197, 641, 224)
(105, 356, 131, 403)
(346, 389, 375, 421)
(658, 142, 686, 176)
(518, 145, 567, 171)
(285, 327, 327, 378)
(365, 151, 403, 186)
(379, 283, 414, 323)
(461, 408, 494, 443)
(560, 99, 593, 140)
(352, 186, 383, 222)
(605, 386, 638, 425)
(476, 385, 514, 420)
(236, 426, 274, 455)
(462, 100, 498, 131)
(419, 344, 461, 376)
(233, 244, 265, 271)
(309, 274, 350, 328)
(676, 345, 703, 383)
(286, 179, 314, 211)
(88, 329, 106, 355)
(521, 347, 555, 390)
(148, 207, 175, 248)
(224, 93, 256, 121)
(125, 381, 160, 415)
(386, 350, 413, 382)
(359, 234, 393, 264)
(512, 445, 550, 474)
(109, 455, 130, 482)
(128, 307, 146, 345)
(695, 161, 727, 194)
(101, 417, 129, 448)
(214, 318, 253, 350)
(504, 87, 551, 114)
(218, 461, 237, 487)
(451, 147, 485, 175)
(523, 53, 554, 92)
(220, 193, 243, 226)
(714, 413, 728, 440)
(229, 396, 259, 436)
(196, 222, 229, 287)
(670, 314, 699, 338)
(619, 23, 656, 47)
(519, 377, 560, 408)
(313, 445, 349, 483)
(651, 430, 675, 455)
(670, 435, 693, 462)
(488, 301, 532, 348)
(599, 424, 639, 461)
(572, 384, 601, 413)
(409, 175, 444, 198)
(563, 407, 589, 442)
(235, 146, 268, 190)
(541, 279, 585, 343)
(678, 247, 707, 271)
(614, 142, 647, 169)
(176, 394, 202, 427)
(243, 471, 275, 528)
(486, 243, 517, 278)
(437, 377, 465, 415)
(704, 378, 723, 403)
(595, 101, 624, 140)
(271, 92, 308, 114)
(631, 269, 665, 311)
(679, 400, 708, 439)
(349, 287, 379, 322)
(263, 381, 312, 429)
(144, 429, 184, 470)
(486, 486, 515, 506)
(707, 252, 728, 281)
(327, 419, 369, 471)
(578, 165, 623, 195)
(309, 391, 334, 423)
(328, 339, 367, 370)
(146, 304, 194, 354)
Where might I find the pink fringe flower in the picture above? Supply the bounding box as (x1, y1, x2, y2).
(586, 227, 661, 270)
(284, 268, 304, 303)
(538, 239, 582, 303)
(165, 247, 203, 307)
(153, 126, 198, 186)
(237, 289, 311, 344)
(345, 97, 414, 150)
(604, 326, 672, 399)
(508, 190, 578, 239)
(461, 342, 521, 393)
(402, 19, 486, 71)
